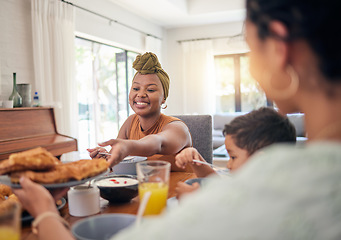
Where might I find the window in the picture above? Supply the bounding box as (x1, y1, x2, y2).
(214, 54, 271, 113)
(75, 37, 138, 155)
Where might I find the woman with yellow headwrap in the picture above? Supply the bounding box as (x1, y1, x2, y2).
(87, 52, 192, 171)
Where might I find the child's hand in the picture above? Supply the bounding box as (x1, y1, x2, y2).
(175, 147, 201, 169)
(175, 181, 200, 200)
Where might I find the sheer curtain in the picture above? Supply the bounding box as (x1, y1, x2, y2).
(31, 0, 77, 137)
(181, 40, 215, 114)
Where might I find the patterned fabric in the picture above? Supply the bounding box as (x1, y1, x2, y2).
(132, 52, 170, 100)
(112, 142, 341, 240)
(128, 114, 180, 162)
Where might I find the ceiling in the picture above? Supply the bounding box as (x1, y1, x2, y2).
(108, 0, 246, 29)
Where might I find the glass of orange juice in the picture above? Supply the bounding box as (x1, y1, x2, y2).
(136, 160, 170, 216)
(0, 200, 21, 240)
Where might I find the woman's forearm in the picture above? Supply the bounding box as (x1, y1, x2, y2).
(125, 135, 164, 156)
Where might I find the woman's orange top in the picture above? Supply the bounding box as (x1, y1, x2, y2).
(128, 114, 190, 172)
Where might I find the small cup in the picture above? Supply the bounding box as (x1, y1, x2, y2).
(0, 200, 21, 240)
(67, 185, 100, 217)
(17, 84, 32, 107)
(3, 100, 13, 108)
(136, 161, 170, 216)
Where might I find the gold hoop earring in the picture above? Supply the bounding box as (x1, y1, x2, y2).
(264, 65, 299, 100)
(161, 103, 168, 109)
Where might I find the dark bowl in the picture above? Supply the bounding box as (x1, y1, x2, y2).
(71, 213, 136, 240)
(185, 178, 205, 186)
(94, 175, 138, 203)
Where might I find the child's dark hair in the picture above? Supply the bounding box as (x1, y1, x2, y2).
(223, 107, 296, 155)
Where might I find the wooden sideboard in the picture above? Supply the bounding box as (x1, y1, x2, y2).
(0, 107, 77, 160)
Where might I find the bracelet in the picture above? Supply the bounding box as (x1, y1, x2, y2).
(32, 212, 70, 235)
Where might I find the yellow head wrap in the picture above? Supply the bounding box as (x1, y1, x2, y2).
(132, 52, 170, 100)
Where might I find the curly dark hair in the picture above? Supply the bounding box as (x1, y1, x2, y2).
(223, 107, 296, 155)
(246, 0, 341, 83)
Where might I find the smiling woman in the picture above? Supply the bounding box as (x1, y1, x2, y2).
(129, 73, 164, 117)
(87, 52, 192, 171)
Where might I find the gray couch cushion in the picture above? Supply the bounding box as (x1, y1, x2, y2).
(287, 113, 305, 137)
(213, 112, 245, 131)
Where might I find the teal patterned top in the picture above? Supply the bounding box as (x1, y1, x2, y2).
(112, 142, 341, 240)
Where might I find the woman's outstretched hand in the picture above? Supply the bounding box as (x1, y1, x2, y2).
(98, 139, 129, 167)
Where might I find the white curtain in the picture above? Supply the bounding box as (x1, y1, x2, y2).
(0, 56, 2, 95)
(181, 40, 215, 114)
(145, 36, 162, 61)
(31, 0, 77, 138)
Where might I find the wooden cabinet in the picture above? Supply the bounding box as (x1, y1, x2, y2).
(0, 107, 77, 160)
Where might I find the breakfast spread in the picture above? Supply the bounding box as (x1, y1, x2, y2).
(0, 183, 65, 219)
(0, 183, 12, 198)
(0, 147, 109, 184)
(0, 147, 59, 175)
(0, 183, 21, 215)
(10, 158, 109, 184)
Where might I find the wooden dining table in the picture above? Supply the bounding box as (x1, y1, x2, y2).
(20, 171, 196, 240)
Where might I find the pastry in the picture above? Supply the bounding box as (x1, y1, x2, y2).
(10, 158, 109, 184)
(0, 183, 12, 196)
(0, 147, 59, 175)
(0, 184, 22, 214)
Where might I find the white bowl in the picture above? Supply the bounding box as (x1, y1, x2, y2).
(71, 213, 136, 240)
(112, 156, 147, 175)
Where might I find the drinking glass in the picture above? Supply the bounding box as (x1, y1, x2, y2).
(136, 161, 170, 216)
(0, 200, 21, 240)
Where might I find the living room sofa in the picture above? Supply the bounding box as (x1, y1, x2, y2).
(212, 112, 306, 150)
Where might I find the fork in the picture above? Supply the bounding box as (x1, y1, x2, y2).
(192, 159, 226, 170)
(98, 152, 135, 163)
(98, 152, 110, 156)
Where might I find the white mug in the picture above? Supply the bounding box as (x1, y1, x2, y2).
(3, 100, 13, 108)
(67, 185, 100, 217)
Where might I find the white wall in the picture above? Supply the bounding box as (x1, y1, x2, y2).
(0, 0, 163, 101)
(0, 0, 33, 100)
(0, 0, 244, 114)
(163, 21, 245, 115)
(72, 0, 163, 53)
